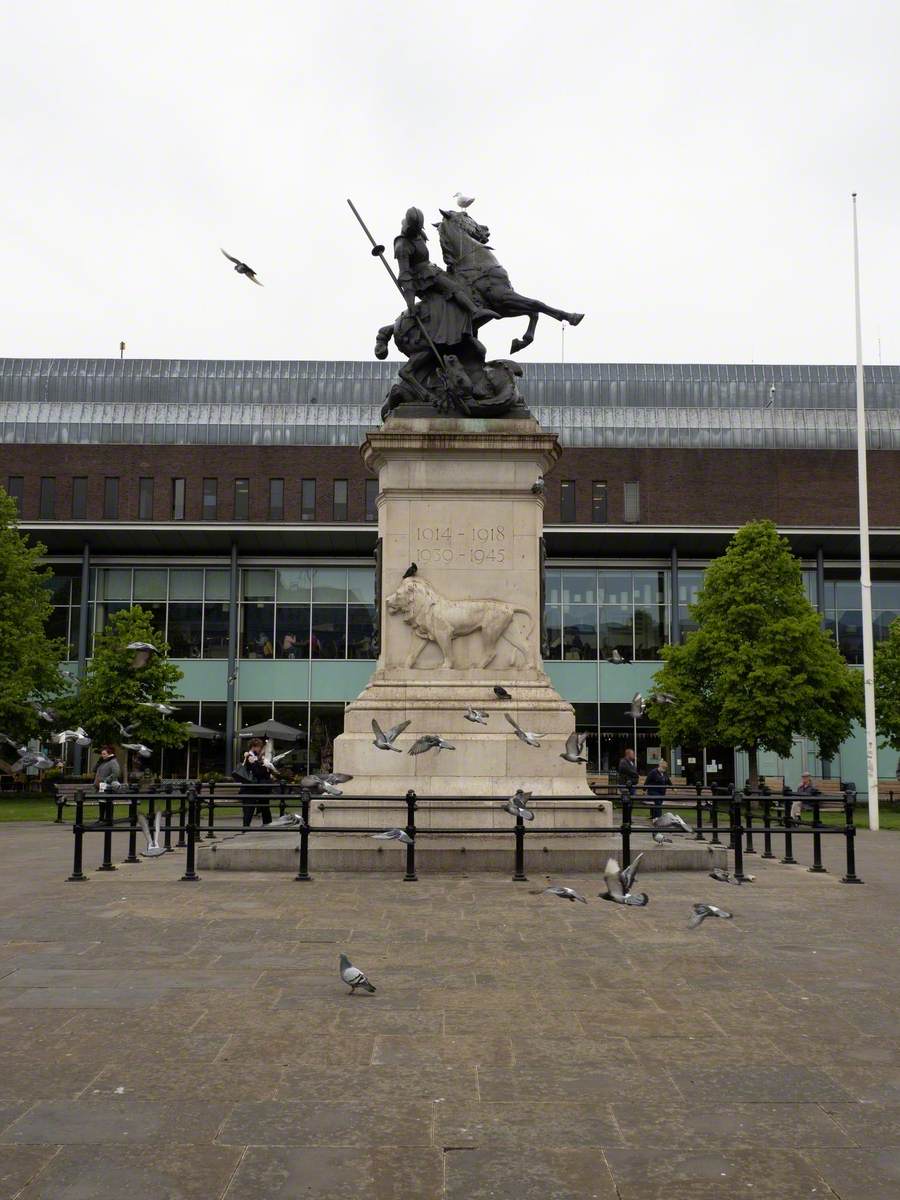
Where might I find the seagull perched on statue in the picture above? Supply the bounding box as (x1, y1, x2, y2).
(340, 953, 376, 994)
(463, 707, 489, 725)
(137, 812, 166, 857)
(408, 734, 455, 756)
(221, 248, 263, 285)
(505, 713, 545, 748)
(453, 191, 475, 209)
(372, 828, 413, 844)
(502, 789, 534, 821)
(372, 718, 410, 752)
(560, 731, 588, 763)
(688, 903, 733, 929)
(600, 856, 649, 906)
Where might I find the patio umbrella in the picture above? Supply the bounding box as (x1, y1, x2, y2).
(185, 722, 222, 740)
(238, 719, 306, 742)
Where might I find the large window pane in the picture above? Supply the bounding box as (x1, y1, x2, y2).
(170, 569, 203, 600)
(623, 481, 640, 523)
(300, 479, 316, 522)
(203, 603, 230, 658)
(97, 568, 132, 600)
(133, 568, 168, 600)
(46, 576, 71, 604)
(103, 477, 119, 519)
(7, 477, 24, 513)
(312, 567, 346, 604)
(563, 604, 597, 659)
(72, 477, 87, 519)
(837, 609, 863, 663)
(598, 605, 632, 659)
(562, 572, 596, 605)
(202, 478, 218, 520)
(834, 581, 861, 609)
(333, 479, 348, 521)
(560, 480, 576, 523)
(234, 478, 249, 521)
(873, 581, 900, 608)
(277, 568, 312, 603)
(242, 569, 275, 600)
(205, 570, 230, 601)
(172, 478, 185, 520)
(874, 610, 899, 643)
(591, 481, 607, 523)
(241, 604, 275, 657)
(310, 606, 346, 658)
(597, 572, 632, 605)
(634, 605, 667, 659)
(307, 704, 344, 775)
(633, 570, 669, 606)
(168, 603, 203, 657)
(138, 477, 154, 520)
(39, 477, 56, 519)
(269, 478, 284, 521)
(272, 704, 309, 773)
(572, 702, 598, 772)
(275, 606, 311, 658)
(46, 607, 70, 652)
(347, 568, 375, 605)
(93, 601, 130, 640)
(347, 604, 377, 658)
(678, 569, 705, 607)
(544, 606, 562, 658)
(196, 702, 227, 777)
(545, 570, 561, 607)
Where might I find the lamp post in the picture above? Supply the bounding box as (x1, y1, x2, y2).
(851, 193, 880, 831)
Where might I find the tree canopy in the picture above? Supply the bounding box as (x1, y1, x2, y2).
(0, 487, 66, 743)
(649, 520, 863, 785)
(874, 616, 900, 752)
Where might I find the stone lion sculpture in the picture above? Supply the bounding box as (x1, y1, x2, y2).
(385, 576, 534, 670)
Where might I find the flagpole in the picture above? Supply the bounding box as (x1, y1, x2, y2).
(851, 193, 880, 832)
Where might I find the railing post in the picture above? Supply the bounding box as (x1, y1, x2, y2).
(694, 785, 705, 840)
(840, 790, 863, 884)
(781, 796, 797, 865)
(808, 796, 826, 873)
(278, 780, 287, 819)
(709, 793, 721, 845)
(206, 780, 216, 840)
(67, 792, 87, 881)
(743, 795, 756, 854)
(97, 794, 116, 871)
(177, 787, 187, 848)
(621, 792, 632, 871)
(163, 790, 174, 852)
(125, 793, 140, 863)
(55, 791, 65, 823)
(761, 796, 775, 859)
(295, 790, 312, 882)
(403, 789, 418, 882)
(512, 811, 527, 882)
(181, 785, 200, 881)
(730, 798, 747, 881)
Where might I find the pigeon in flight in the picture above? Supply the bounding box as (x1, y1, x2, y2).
(505, 713, 545, 748)
(649, 691, 676, 705)
(300, 773, 353, 797)
(52, 728, 91, 747)
(463, 707, 489, 725)
(126, 641, 158, 669)
(270, 749, 295, 765)
(221, 248, 263, 286)
(122, 741, 153, 759)
(408, 734, 455, 756)
(402, 563, 418, 579)
(688, 903, 733, 929)
(541, 885, 587, 903)
(268, 812, 303, 828)
(627, 693, 645, 719)
(608, 649, 626, 664)
(710, 868, 742, 886)
(652, 812, 692, 834)
(29, 701, 57, 723)
(502, 789, 534, 821)
(137, 812, 166, 857)
(531, 475, 545, 495)
(116, 721, 137, 738)
(493, 686, 512, 700)
(372, 828, 413, 844)
(600, 857, 649, 906)
(560, 731, 588, 763)
(453, 191, 475, 209)
(0, 733, 25, 753)
(340, 953, 376, 994)
(372, 718, 410, 752)
(652, 831, 673, 845)
(11, 751, 55, 772)
(139, 701, 178, 715)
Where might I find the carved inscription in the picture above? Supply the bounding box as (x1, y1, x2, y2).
(414, 524, 508, 567)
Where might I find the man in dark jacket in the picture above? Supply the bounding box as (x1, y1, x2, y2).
(617, 748, 639, 795)
(644, 758, 671, 820)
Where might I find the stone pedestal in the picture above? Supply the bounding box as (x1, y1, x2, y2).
(332, 416, 599, 804)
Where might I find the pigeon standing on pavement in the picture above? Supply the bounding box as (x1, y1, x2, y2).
(600, 857, 649, 906)
(372, 718, 410, 752)
(560, 731, 588, 763)
(407, 734, 455, 756)
(372, 828, 413, 844)
(505, 713, 545, 748)
(340, 953, 376, 994)
(463, 707, 490, 725)
(221, 248, 263, 285)
(688, 903, 734, 929)
(502, 789, 534, 821)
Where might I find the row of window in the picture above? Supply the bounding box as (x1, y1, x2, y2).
(558, 480, 640, 524)
(6, 476, 379, 523)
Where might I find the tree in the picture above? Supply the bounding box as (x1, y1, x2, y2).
(650, 521, 863, 787)
(61, 607, 189, 755)
(874, 616, 900, 752)
(0, 488, 66, 744)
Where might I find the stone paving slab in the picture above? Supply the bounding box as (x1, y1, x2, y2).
(0, 824, 897, 1198)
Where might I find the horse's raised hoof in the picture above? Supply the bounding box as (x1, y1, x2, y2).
(566, 313, 584, 326)
(510, 337, 533, 355)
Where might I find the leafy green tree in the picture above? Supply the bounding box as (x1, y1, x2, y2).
(61, 607, 189, 753)
(650, 521, 863, 787)
(874, 616, 900, 752)
(0, 488, 66, 743)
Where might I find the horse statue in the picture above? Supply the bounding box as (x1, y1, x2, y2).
(435, 210, 584, 354)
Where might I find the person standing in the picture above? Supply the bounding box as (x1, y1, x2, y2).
(93, 746, 121, 791)
(240, 738, 279, 827)
(644, 758, 672, 820)
(617, 747, 639, 795)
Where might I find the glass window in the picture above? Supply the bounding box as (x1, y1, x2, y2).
(598, 605, 633, 660)
(307, 704, 344, 775)
(170, 569, 203, 600)
(7, 476, 24, 513)
(242, 569, 275, 600)
(300, 479, 316, 522)
(591, 481, 607, 524)
(597, 571, 632, 605)
(678, 569, 705, 607)
(277, 568, 312, 603)
(196, 702, 227, 777)
(633, 570, 669, 606)
(72, 477, 87, 519)
(834, 581, 861, 608)
(241, 603, 275, 657)
(202, 602, 230, 658)
(46, 605, 70, 652)
(103, 477, 119, 519)
(873, 580, 900, 609)
(202, 478, 218, 521)
(310, 606, 346, 658)
(234, 478, 249, 521)
(239, 702, 274, 732)
(39, 477, 55, 519)
(624, 481, 640, 523)
(563, 604, 597, 660)
(333, 479, 348, 521)
(364, 479, 378, 522)
(93, 600, 130, 640)
(138, 478, 154, 520)
(544, 606, 562, 659)
(269, 479, 284, 521)
(168, 603, 203, 657)
(132, 569, 168, 601)
(272, 704, 309, 771)
(347, 604, 377, 658)
(874, 610, 899, 643)
(634, 605, 667, 659)
(347, 568, 375, 605)
(560, 480, 576, 523)
(172, 478, 185, 520)
(275, 605, 310, 658)
(836, 609, 863, 663)
(562, 572, 596, 605)
(545, 570, 562, 607)
(97, 568, 132, 600)
(205, 570, 230, 601)
(313, 567, 347, 604)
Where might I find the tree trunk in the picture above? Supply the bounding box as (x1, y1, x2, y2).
(747, 744, 759, 791)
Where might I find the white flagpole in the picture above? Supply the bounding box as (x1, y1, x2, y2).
(851, 193, 880, 831)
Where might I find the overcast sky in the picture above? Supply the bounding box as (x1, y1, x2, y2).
(2, 0, 898, 366)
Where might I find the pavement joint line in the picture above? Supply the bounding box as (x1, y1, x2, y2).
(218, 1145, 248, 1200)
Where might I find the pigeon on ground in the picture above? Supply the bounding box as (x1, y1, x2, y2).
(340, 953, 376, 994)
(505, 713, 545, 748)
(541, 885, 587, 903)
(372, 718, 410, 751)
(408, 734, 455, 756)
(688, 903, 733, 929)
(627, 692, 645, 719)
(453, 191, 475, 209)
(652, 831, 673, 845)
(122, 742, 153, 759)
(709, 868, 751, 886)
(608, 649, 626, 664)
(221, 248, 263, 285)
(372, 828, 413, 844)
(493, 686, 512, 700)
(652, 812, 692, 834)
(137, 811, 166, 857)
(11, 751, 55, 772)
(138, 701, 178, 715)
(502, 789, 534, 821)
(126, 642, 158, 669)
(560, 731, 588, 763)
(600, 857, 649, 906)
(300, 773, 353, 797)
(531, 475, 545, 495)
(402, 563, 417, 579)
(463, 706, 490, 725)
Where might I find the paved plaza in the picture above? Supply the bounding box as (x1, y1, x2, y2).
(0, 824, 897, 1199)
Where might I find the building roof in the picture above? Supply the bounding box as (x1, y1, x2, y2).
(2, 358, 898, 449)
